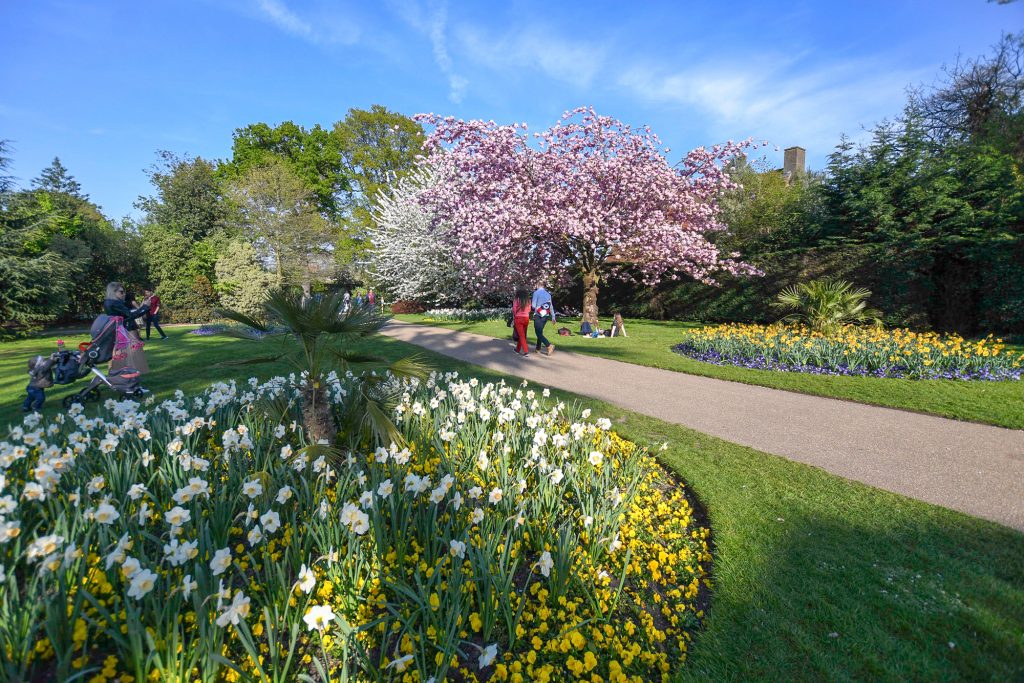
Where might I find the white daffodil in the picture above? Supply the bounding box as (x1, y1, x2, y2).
(241, 479, 263, 499)
(488, 488, 503, 505)
(210, 547, 231, 576)
(259, 510, 281, 534)
(536, 551, 553, 577)
(21, 483, 45, 502)
(478, 643, 498, 669)
(93, 502, 120, 525)
(26, 534, 63, 561)
(164, 506, 191, 527)
(449, 539, 466, 558)
(216, 590, 251, 628)
(297, 563, 316, 594)
(588, 451, 604, 467)
(276, 486, 293, 504)
(303, 604, 335, 632)
(386, 654, 414, 672)
(127, 568, 158, 600)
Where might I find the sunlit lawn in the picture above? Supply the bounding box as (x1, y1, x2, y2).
(395, 314, 1024, 430)
(1, 326, 1021, 679)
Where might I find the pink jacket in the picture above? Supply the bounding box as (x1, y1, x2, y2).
(513, 299, 532, 320)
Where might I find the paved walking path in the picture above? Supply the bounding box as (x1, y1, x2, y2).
(382, 322, 1024, 531)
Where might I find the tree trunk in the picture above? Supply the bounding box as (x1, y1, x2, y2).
(582, 270, 599, 325)
(301, 381, 336, 445)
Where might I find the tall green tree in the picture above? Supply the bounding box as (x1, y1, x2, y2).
(31, 157, 85, 198)
(227, 121, 348, 219)
(137, 151, 230, 241)
(333, 105, 425, 260)
(136, 152, 233, 321)
(228, 157, 334, 297)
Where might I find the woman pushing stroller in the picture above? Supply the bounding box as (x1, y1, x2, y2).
(103, 281, 151, 374)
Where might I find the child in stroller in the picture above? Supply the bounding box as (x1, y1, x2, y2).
(55, 313, 147, 408)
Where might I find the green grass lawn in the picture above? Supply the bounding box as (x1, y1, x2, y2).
(1, 328, 1022, 680)
(396, 314, 1024, 430)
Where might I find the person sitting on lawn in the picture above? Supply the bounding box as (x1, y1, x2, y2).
(611, 312, 627, 337)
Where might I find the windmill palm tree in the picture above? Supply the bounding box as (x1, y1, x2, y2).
(216, 289, 428, 446)
(774, 279, 883, 334)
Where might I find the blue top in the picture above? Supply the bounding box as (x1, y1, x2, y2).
(531, 288, 555, 321)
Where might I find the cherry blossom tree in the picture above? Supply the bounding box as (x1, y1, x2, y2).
(416, 107, 760, 323)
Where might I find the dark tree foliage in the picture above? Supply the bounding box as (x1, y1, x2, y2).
(1, 149, 146, 333)
(136, 151, 231, 242)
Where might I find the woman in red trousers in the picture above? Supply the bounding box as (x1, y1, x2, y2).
(512, 289, 532, 356)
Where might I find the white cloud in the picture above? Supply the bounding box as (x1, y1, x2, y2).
(455, 25, 607, 88)
(385, 0, 468, 103)
(252, 0, 360, 46)
(256, 0, 314, 39)
(618, 54, 927, 155)
(427, 1, 467, 103)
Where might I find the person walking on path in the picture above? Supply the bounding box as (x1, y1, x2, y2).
(367, 289, 376, 311)
(531, 284, 556, 356)
(512, 288, 532, 356)
(103, 281, 151, 374)
(143, 288, 168, 340)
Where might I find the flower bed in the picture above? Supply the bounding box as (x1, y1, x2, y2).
(0, 373, 710, 682)
(424, 308, 509, 322)
(675, 323, 1023, 380)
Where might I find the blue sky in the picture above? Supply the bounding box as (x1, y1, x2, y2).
(1, 0, 1019, 220)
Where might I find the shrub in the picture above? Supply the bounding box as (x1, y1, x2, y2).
(389, 299, 426, 314)
(774, 278, 882, 334)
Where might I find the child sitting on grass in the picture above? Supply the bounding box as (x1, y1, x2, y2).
(22, 353, 57, 413)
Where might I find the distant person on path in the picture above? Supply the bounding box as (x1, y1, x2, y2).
(531, 284, 556, 356)
(22, 352, 57, 412)
(367, 289, 376, 310)
(103, 281, 151, 374)
(343, 290, 351, 313)
(143, 288, 168, 340)
(512, 288, 532, 356)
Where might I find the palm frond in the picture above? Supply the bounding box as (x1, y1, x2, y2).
(360, 393, 405, 447)
(387, 354, 432, 381)
(215, 307, 270, 332)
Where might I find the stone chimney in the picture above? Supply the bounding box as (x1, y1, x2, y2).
(783, 146, 806, 179)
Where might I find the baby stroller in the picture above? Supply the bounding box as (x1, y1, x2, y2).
(57, 314, 146, 408)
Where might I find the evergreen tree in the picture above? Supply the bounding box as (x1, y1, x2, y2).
(31, 156, 85, 198)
